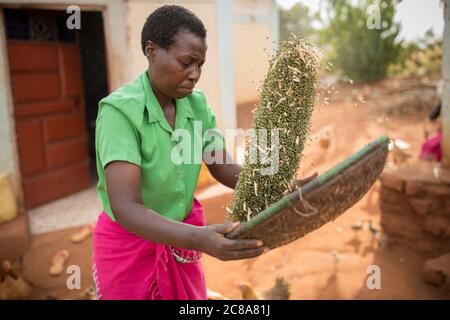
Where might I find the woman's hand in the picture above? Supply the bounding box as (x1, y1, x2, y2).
(195, 222, 268, 261)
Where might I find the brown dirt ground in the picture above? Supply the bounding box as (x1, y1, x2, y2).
(15, 77, 450, 300)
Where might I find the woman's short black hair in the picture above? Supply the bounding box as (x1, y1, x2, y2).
(141, 5, 207, 54)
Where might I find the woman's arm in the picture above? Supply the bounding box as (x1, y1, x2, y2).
(204, 149, 242, 189)
(105, 161, 267, 261)
(205, 149, 318, 190)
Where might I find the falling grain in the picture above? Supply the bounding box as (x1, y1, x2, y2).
(228, 35, 321, 222)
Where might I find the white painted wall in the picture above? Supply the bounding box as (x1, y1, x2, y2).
(0, 9, 21, 201)
(233, 0, 278, 105)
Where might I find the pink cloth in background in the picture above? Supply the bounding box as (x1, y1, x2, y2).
(92, 198, 207, 300)
(420, 129, 442, 162)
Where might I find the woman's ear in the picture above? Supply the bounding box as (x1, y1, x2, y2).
(145, 41, 156, 62)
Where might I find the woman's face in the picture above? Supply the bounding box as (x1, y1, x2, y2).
(146, 30, 207, 100)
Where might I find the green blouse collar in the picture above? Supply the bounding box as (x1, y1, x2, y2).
(140, 71, 195, 133)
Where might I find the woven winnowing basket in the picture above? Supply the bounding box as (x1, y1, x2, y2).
(226, 135, 390, 249)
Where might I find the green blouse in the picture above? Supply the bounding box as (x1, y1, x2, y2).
(95, 71, 225, 221)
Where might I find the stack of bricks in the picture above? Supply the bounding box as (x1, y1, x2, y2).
(378, 162, 450, 258)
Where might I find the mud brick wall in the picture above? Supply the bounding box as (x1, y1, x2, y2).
(0, 212, 30, 262)
(378, 163, 450, 258)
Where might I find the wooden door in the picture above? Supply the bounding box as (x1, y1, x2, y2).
(5, 9, 91, 208)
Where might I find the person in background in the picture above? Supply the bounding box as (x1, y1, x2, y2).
(420, 79, 443, 162)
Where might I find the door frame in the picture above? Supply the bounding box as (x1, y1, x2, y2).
(0, 0, 127, 210)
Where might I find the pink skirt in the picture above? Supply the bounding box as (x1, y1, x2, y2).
(92, 198, 207, 300)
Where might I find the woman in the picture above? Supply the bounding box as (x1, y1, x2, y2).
(93, 5, 314, 300)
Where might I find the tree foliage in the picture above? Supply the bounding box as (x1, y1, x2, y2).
(319, 0, 402, 83)
(279, 2, 319, 41)
(392, 28, 442, 77)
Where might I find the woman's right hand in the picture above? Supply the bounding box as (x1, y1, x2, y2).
(195, 222, 268, 261)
